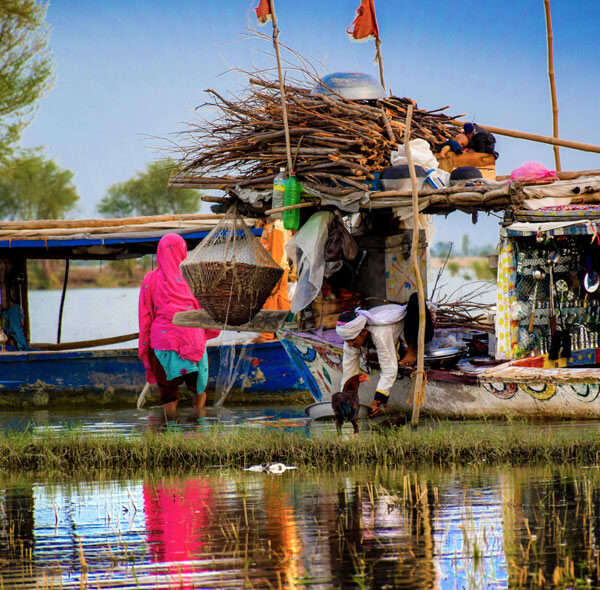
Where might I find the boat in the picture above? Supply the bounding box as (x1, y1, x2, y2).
(275, 173, 600, 419)
(0, 214, 307, 407)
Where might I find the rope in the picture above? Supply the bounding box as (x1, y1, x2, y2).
(408, 368, 428, 407)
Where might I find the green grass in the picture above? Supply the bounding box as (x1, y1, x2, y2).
(4, 421, 600, 473)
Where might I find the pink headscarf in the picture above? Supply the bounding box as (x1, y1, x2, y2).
(138, 233, 219, 383)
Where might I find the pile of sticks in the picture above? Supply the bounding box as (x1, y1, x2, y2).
(434, 282, 496, 332)
(172, 75, 463, 196)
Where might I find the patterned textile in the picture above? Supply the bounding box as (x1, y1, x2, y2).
(496, 239, 518, 359)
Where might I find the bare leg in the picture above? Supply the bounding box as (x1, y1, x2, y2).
(399, 343, 418, 366)
(350, 418, 359, 436)
(163, 400, 178, 420)
(194, 391, 207, 410)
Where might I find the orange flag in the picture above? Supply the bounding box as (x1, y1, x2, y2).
(254, 0, 272, 25)
(346, 0, 380, 41)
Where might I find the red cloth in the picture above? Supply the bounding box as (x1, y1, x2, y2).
(254, 0, 272, 25)
(346, 0, 380, 41)
(143, 477, 212, 587)
(138, 234, 219, 384)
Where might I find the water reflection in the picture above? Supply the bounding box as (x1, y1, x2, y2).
(0, 466, 600, 588)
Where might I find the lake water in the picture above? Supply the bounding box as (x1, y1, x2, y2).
(0, 464, 598, 589)
(27, 271, 494, 347)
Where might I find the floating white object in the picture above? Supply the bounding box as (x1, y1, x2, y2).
(244, 463, 298, 474)
(136, 382, 150, 409)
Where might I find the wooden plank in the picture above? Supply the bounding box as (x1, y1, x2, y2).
(0, 213, 224, 231)
(31, 333, 139, 351)
(172, 309, 289, 332)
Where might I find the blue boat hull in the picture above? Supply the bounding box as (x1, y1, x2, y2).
(0, 342, 307, 407)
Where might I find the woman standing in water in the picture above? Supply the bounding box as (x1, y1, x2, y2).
(139, 233, 219, 418)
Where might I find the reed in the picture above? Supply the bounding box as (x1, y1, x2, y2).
(2, 421, 600, 473)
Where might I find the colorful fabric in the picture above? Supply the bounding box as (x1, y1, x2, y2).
(346, 0, 380, 41)
(260, 220, 291, 338)
(155, 349, 209, 392)
(0, 304, 28, 350)
(254, 0, 272, 25)
(495, 239, 518, 359)
(138, 233, 220, 384)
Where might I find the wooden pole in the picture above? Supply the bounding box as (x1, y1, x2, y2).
(404, 104, 427, 428)
(56, 259, 69, 344)
(268, 0, 294, 174)
(544, 0, 561, 171)
(448, 120, 600, 155)
(33, 332, 139, 351)
(264, 201, 316, 215)
(375, 38, 386, 90)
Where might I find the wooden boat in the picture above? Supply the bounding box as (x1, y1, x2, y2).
(279, 330, 600, 419)
(0, 214, 307, 407)
(273, 174, 600, 419)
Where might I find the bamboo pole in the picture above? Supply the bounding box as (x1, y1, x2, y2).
(0, 213, 224, 231)
(33, 332, 139, 351)
(264, 201, 316, 215)
(268, 0, 294, 174)
(544, 0, 561, 171)
(448, 120, 600, 155)
(56, 259, 69, 344)
(375, 38, 386, 90)
(404, 104, 427, 428)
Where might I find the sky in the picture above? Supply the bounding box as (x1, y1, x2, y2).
(20, 0, 600, 246)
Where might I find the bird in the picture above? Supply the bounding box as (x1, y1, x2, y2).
(331, 373, 369, 435)
(244, 463, 297, 474)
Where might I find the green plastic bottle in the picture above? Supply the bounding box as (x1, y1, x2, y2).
(283, 172, 301, 231)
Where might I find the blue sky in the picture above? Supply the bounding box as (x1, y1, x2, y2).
(21, 0, 600, 246)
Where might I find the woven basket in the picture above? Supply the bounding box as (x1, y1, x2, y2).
(181, 261, 283, 326)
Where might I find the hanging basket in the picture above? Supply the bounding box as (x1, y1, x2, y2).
(180, 206, 284, 325)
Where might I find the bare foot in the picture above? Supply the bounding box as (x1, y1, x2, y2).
(194, 391, 207, 410)
(162, 400, 179, 421)
(399, 344, 417, 366)
(368, 401, 384, 418)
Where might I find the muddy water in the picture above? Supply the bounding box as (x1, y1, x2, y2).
(1, 465, 599, 589)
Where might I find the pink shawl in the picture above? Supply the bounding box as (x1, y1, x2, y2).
(138, 233, 219, 383)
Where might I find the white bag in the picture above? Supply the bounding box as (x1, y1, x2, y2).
(391, 139, 438, 171)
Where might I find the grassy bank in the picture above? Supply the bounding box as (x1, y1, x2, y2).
(5, 421, 600, 472)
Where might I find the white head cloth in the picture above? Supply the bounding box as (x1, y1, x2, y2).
(335, 313, 367, 341)
(336, 304, 407, 341)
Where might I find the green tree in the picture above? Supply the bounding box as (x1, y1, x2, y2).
(0, 1, 55, 160)
(98, 159, 202, 217)
(0, 149, 79, 219)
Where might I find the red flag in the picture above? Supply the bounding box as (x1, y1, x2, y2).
(346, 0, 380, 41)
(254, 0, 272, 26)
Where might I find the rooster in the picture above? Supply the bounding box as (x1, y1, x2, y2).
(332, 373, 370, 435)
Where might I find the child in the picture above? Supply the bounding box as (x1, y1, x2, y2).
(438, 133, 469, 158)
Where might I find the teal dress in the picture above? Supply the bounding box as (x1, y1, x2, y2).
(154, 349, 209, 393)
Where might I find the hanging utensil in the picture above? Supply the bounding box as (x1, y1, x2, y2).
(528, 268, 546, 333)
(584, 252, 599, 293)
(547, 251, 559, 339)
(555, 279, 569, 330)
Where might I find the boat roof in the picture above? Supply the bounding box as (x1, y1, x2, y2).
(172, 171, 600, 217)
(0, 214, 259, 260)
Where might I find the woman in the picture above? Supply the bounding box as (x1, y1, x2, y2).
(139, 233, 219, 417)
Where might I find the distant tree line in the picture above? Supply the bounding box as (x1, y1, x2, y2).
(430, 237, 496, 258)
(0, 1, 200, 222)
